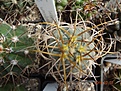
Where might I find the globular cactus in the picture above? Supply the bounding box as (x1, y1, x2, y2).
(0, 21, 36, 89)
(0, 0, 35, 24)
(1, 0, 34, 12)
(55, 0, 96, 23)
(55, 0, 86, 11)
(39, 22, 111, 89)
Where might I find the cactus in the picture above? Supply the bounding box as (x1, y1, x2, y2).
(0, 21, 36, 89)
(55, 0, 87, 11)
(38, 22, 111, 90)
(0, 83, 26, 91)
(55, 0, 96, 23)
(0, 0, 35, 24)
(1, 0, 34, 12)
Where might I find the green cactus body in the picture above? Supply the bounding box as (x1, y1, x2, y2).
(0, 22, 36, 87)
(0, 83, 26, 91)
(56, 27, 93, 72)
(40, 23, 96, 76)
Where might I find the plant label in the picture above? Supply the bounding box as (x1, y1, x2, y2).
(102, 54, 121, 65)
(43, 82, 58, 91)
(35, 0, 58, 23)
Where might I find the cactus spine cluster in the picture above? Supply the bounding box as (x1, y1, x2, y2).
(38, 22, 109, 88)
